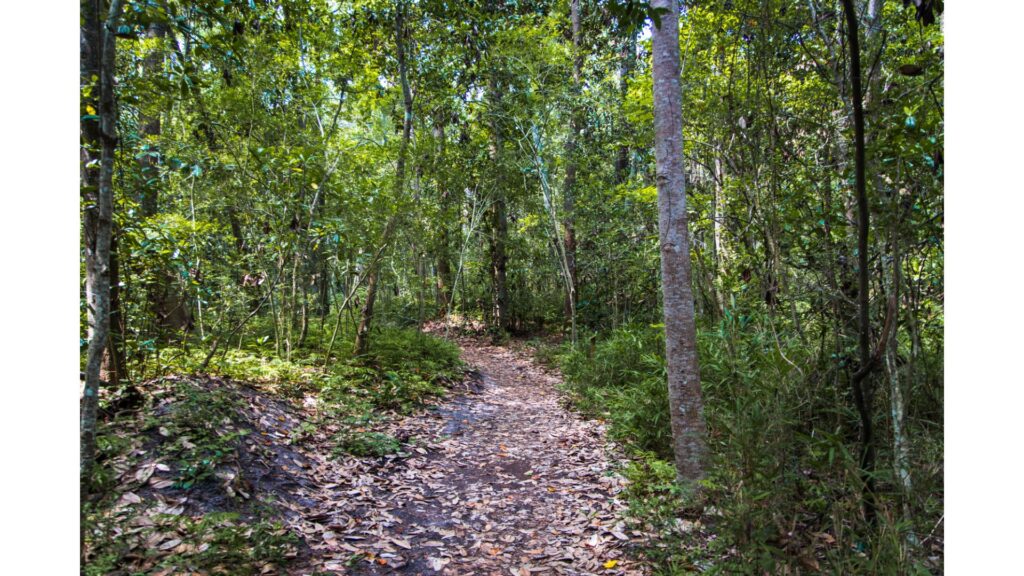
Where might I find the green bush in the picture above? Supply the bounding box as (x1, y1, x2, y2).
(560, 325, 674, 458)
(556, 314, 942, 574)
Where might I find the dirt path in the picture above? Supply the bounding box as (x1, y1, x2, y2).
(290, 336, 646, 575)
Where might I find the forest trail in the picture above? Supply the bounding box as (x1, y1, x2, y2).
(295, 334, 646, 575)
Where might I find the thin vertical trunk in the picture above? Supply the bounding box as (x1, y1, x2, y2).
(140, 21, 192, 335)
(355, 0, 412, 353)
(434, 119, 454, 316)
(561, 0, 581, 338)
(101, 233, 128, 388)
(711, 155, 726, 314)
(354, 267, 381, 356)
(841, 0, 878, 523)
(885, 228, 913, 508)
(615, 27, 636, 183)
(651, 0, 707, 485)
(487, 73, 509, 337)
(81, 0, 125, 498)
(138, 22, 164, 215)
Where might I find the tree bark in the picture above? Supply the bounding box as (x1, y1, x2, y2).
(651, 0, 707, 486)
(354, 265, 381, 356)
(101, 234, 128, 388)
(81, 0, 124, 499)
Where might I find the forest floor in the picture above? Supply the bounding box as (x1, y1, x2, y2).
(88, 330, 648, 575)
(291, 332, 647, 575)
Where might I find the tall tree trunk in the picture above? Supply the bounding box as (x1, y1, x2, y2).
(355, 0, 412, 354)
(615, 27, 636, 183)
(487, 73, 509, 337)
(651, 0, 707, 485)
(81, 0, 124, 498)
(140, 21, 193, 335)
(841, 0, 878, 523)
(710, 155, 726, 314)
(138, 22, 164, 215)
(561, 0, 581, 339)
(434, 119, 454, 316)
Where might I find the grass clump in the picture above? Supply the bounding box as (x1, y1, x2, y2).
(332, 430, 402, 458)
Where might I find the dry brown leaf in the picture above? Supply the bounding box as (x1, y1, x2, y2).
(158, 538, 182, 551)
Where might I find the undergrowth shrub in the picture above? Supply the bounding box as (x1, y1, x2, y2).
(560, 325, 673, 458)
(556, 313, 943, 574)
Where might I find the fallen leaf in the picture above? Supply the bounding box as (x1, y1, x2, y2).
(120, 492, 142, 505)
(135, 466, 155, 484)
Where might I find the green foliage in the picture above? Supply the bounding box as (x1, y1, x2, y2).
(154, 381, 249, 489)
(559, 314, 943, 574)
(332, 430, 402, 458)
(349, 328, 464, 413)
(83, 507, 296, 576)
(84, 0, 944, 571)
(560, 325, 673, 458)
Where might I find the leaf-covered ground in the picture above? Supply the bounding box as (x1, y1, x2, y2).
(87, 331, 647, 575)
(290, 333, 646, 575)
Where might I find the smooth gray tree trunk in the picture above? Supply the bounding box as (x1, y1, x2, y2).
(651, 0, 707, 486)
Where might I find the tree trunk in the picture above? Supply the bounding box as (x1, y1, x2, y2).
(81, 0, 124, 498)
(651, 0, 707, 486)
(354, 266, 381, 356)
(710, 155, 726, 314)
(138, 22, 164, 215)
(841, 0, 878, 523)
(434, 119, 454, 316)
(354, 0, 412, 354)
(615, 27, 636, 183)
(561, 0, 581, 337)
(487, 73, 509, 337)
(101, 233, 128, 389)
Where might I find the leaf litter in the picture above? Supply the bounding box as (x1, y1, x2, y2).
(88, 332, 647, 575)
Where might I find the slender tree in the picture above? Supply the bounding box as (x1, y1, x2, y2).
(841, 0, 878, 523)
(354, 0, 413, 355)
(561, 0, 582, 340)
(81, 0, 125, 497)
(487, 71, 510, 338)
(650, 0, 707, 485)
(615, 25, 636, 184)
